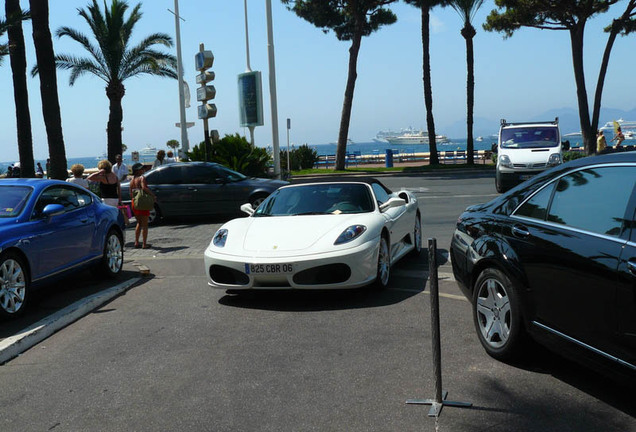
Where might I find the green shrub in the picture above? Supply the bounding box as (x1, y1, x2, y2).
(280, 144, 319, 172)
(563, 150, 587, 162)
(187, 133, 271, 177)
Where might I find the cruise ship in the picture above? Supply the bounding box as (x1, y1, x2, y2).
(382, 128, 449, 145)
(600, 119, 636, 139)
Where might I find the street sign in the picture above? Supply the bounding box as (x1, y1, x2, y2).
(198, 103, 217, 119)
(238, 71, 264, 127)
(195, 50, 214, 71)
(197, 85, 216, 102)
(196, 71, 215, 84)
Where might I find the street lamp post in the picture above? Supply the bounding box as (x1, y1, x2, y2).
(171, 0, 190, 155)
(265, 0, 281, 179)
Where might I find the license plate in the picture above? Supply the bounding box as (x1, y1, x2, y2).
(245, 263, 293, 274)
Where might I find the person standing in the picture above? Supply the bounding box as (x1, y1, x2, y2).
(45, 158, 51, 178)
(596, 130, 607, 153)
(130, 163, 156, 249)
(610, 127, 625, 147)
(152, 150, 166, 169)
(66, 164, 89, 188)
(165, 151, 176, 164)
(35, 163, 44, 178)
(6, 166, 13, 178)
(87, 160, 121, 207)
(112, 154, 129, 182)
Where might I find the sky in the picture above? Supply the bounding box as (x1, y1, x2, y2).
(1, 0, 636, 161)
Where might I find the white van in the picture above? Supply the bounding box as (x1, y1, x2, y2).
(495, 118, 564, 192)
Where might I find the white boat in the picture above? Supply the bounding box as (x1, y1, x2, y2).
(137, 145, 158, 161)
(383, 128, 449, 145)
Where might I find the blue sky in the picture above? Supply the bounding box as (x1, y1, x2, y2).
(1, 0, 635, 160)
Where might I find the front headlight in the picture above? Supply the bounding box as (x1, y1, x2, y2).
(499, 154, 513, 168)
(547, 153, 562, 166)
(212, 229, 228, 247)
(334, 225, 366, 245)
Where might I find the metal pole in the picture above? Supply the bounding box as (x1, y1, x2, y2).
(173, 0, 189, 154)
(265, 0, 281, 179)
(243, 0, 252, 72)
(286, 118, 291, 178)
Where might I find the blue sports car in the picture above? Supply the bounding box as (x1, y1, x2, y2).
(0, 179, 125, 318)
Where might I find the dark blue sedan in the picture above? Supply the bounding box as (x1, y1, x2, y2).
(0, 179, 125, 318)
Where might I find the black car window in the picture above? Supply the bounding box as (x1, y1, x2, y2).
(372, 183, 390, 205)
(184, 165, 216, 184)
(34, 186, 82, 215)
(514, 184, 555, 220)
(146, 165, 183, 185)
(546, 166, 635, 237)
(215, 165, 247, 182)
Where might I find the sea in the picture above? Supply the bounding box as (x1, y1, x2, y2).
(0, 137, 585, 173)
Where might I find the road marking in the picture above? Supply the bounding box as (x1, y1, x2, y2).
(392, 269, 456, 282)
(418, 193, 499, 200)
(391, 287, 468, 302)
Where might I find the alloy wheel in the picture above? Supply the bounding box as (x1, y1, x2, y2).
(0, 257, 27, 314)
(475, 277, 512, 349)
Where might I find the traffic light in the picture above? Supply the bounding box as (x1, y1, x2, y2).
(195, 50, 216, 119)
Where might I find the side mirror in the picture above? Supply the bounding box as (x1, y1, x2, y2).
(491, 143, 498, 153)
(561, 140, 570, 151)
(379, 197, 405, 212)
(41, 203, 65, 218)
(240, 203, 255, 215)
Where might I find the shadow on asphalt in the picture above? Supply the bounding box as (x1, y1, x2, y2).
(0, 268, 147, 340)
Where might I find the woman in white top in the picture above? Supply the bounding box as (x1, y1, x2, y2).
(66, 164, 89, 188)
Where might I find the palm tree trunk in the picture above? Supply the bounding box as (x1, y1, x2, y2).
(6, 0, 34, 178)
(463, 24, 476, 165)
(30, 0, 67, 180)
(106, 82, 125, 162)
(569, 24, 593, 155)
(421, 5, 439, 165)
(335, 31, 362, 171)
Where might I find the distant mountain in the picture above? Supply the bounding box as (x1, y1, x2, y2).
(443, 107, 636, 139)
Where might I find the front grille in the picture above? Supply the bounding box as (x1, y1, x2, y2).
(209, 265, 250, 285)
(293, 264, 351, 285)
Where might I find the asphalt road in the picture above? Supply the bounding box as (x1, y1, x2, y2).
(0, 171, 634, 431)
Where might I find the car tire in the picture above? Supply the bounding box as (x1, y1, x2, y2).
(372, 235, 391, 289)
(249, 193, 268, 209)
(410, 213, 422, 256)
(0, 252, 29, 318)
(148, 204, 161, 226)
(495, 170, 506, 193)
(473, 268, 524, 361)
(98, 229, 124, 278)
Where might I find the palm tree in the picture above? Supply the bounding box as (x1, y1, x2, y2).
(404, 0, 449, 165)
(449, 0, 484, 165)
(49, 0, 177, 162)
(4, 3, 35, 178)
(30, 0, 68, 179)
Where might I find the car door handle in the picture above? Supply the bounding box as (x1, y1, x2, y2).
(628, 260, 636, 276)
(511, 224, 530, 238)
(187, 187, 198, 192)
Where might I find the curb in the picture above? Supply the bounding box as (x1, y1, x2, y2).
(0, 277, 141, 365)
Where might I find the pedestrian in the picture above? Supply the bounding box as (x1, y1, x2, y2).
(165, 150, 176, 164)
(12, 162, 21, 178)
(152, 150, 166, 169)
(45, 158, 51, 178)
(35, 162, 44, 178)
(130, 162, 156, 249)
(596, 130, 607, 153)
(610, 127, 625, 147)
(112, 154, 129, 182)
(66, 164, 89, 188)
(6, 165, 13, 178)
(87, 159, 121, 207)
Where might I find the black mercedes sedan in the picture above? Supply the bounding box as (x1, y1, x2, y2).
(121, 162, 288, 224)
(450, 151, 635, 380)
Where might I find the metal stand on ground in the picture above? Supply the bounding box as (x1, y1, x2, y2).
(406, 238, 472, 417)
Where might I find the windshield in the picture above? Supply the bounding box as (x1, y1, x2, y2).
(501, 127, 559, 149)
(0, 186, 32, 218)
(217, 165, 247, 182)
(254, 183, 374, 217)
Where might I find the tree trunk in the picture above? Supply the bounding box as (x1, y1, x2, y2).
(335, 31, 362, 171)
(568, 24, 593, 155)
(6, 0, 35, 178)
(30, 0, 67, 180)
(421, 5, 439, 165)
(106, 81, 125, 163)
(462, 24, 476, 165)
